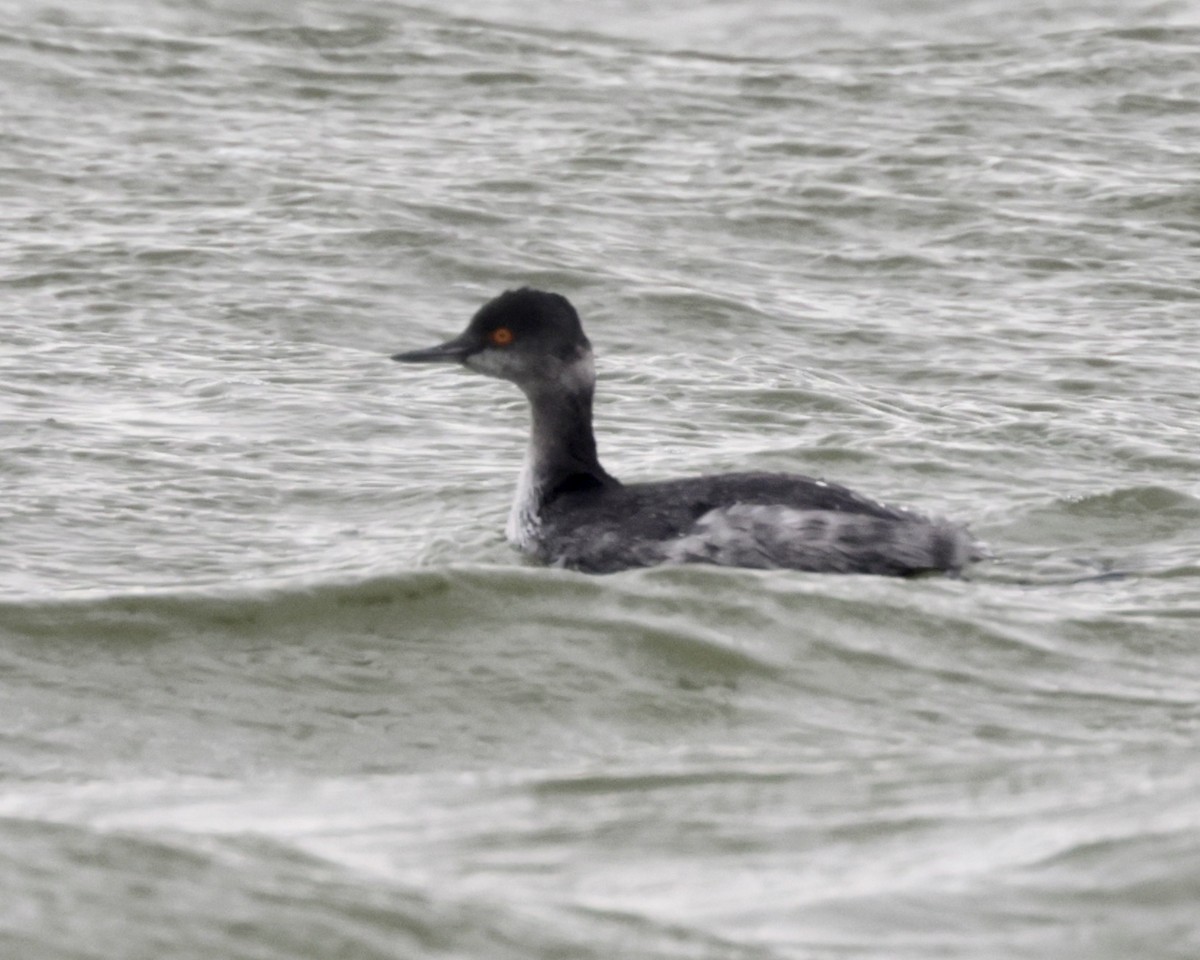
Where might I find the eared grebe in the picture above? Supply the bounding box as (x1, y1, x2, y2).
(392, 288, 979, 576)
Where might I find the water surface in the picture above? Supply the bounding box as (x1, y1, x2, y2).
(3, 1, 1200, 957)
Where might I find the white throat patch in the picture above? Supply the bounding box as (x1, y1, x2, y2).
(506, 446, 542, 550)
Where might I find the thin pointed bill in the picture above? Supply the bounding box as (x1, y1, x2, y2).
(391, 334, 474, 364)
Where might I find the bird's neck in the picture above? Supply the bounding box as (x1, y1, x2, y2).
(526, 384, 610, 494)
(506, 357, 617, 547)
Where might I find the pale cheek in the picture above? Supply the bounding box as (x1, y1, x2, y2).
(465, 351, 512, 379)
(559, 353, 596, 393)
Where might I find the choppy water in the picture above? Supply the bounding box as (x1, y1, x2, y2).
(4, 1, 1200, 957)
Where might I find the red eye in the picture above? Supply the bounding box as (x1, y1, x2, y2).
(490, 327, 514, 346)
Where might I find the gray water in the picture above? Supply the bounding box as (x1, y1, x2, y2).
(3, 1, 1200, 957)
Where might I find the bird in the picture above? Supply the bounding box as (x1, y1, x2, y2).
(392, 287, 980, 576)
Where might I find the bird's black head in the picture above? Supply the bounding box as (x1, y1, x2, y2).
(392, 288, 594, 396)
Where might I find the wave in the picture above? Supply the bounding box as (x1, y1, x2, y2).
(999, 485, 1200, 565)
(4, 562, 1195, 770)
(0, 812, 724, 960)
(6, 737, 1198, 960)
